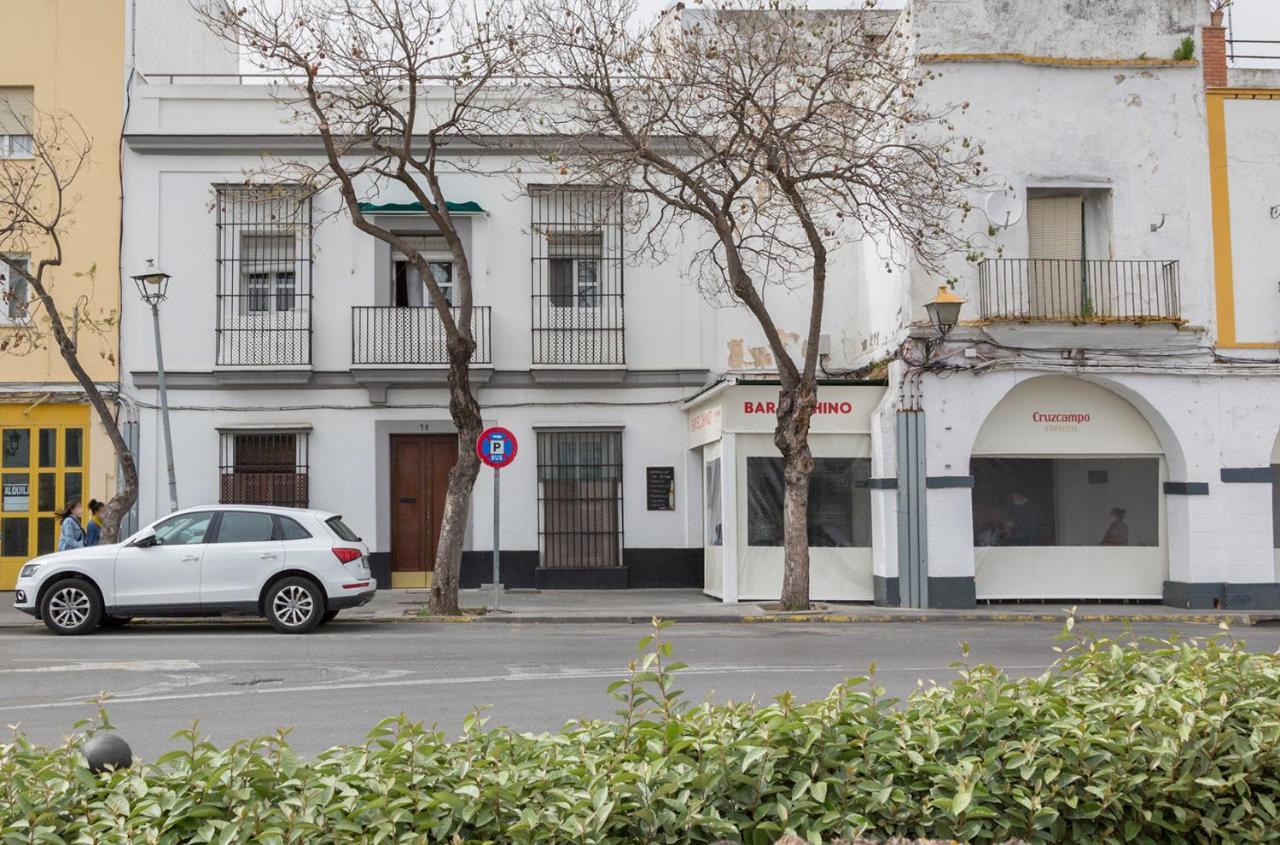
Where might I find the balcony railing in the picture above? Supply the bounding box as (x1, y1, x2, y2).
(351, 306, 492, 366)
(978, 259, 1181, 323)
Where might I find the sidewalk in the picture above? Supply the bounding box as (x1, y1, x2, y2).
(1, 589, 1272, 627)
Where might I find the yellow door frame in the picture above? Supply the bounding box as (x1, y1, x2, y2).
(1207, 87, 1280, 349)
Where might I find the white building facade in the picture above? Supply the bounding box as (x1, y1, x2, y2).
(119, 0, 1280, 608)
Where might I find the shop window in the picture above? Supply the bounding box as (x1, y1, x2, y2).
(38, 429, 56, 466)
(705, 458, 723, 547)
(537, 430, 623, 568)
(1, 254, 29, 321)
(0, 87, 33, 159)
(64, 429, 82, 467)
(972, 457, 1158, 547)
(746, 457, 872, 548)
(0, 422, 87, 565)
(218, 431, 310, 508)
(1, 517, 28, 556)
(2, 429, 29, 467)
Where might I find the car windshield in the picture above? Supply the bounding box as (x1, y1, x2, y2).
(325, 516, 360, 542)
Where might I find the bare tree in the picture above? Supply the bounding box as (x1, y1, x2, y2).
(0, 109, 139, 542)
(534, 0, 982, 608)
(199, 0, 527, 615)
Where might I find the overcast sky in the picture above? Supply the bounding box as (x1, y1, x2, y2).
(632, 0, 1280, 66)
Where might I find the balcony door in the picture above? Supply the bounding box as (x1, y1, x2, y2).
(1027, 195, 1084, 319)
(390, 434, 456, 588)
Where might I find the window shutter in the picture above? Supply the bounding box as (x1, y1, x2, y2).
(1027, 196, 1084, 260)
(0, 88, 34, 136)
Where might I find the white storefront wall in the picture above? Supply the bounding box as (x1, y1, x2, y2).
(871, 365, 1280, 605)
(129, 388, 701, 564)
(969, 376, 1168, 600)
(686, 383, 886, 602)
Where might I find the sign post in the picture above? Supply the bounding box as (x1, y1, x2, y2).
(476, 426, 518, 611)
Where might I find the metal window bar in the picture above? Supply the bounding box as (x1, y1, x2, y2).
(977, 259, 1181, 322)
(536, 430, 624, 569)
(1226, 39, 1280, 62)
(218, 431, 310, 508)
(530, 186, 625, 364)
(351, 306, 491, 365)
(215, 185, 313, 366)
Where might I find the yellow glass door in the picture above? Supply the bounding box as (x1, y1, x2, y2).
(0, 405, 89, 587)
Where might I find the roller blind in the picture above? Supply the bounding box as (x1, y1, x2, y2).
(0, 88, 34, 136)
(1028, 195, 1084, 260)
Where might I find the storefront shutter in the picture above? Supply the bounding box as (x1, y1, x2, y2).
(0, 88, 34, 135)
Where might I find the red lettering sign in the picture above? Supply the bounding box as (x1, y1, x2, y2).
(1032, 411, 1091, 424)
(744, 400, 854, 415)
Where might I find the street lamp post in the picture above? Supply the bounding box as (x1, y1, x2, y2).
(131, 260, 179, 514)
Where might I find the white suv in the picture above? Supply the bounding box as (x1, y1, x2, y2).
(13, 506, 376, 635)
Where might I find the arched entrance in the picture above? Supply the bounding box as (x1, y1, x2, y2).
(969, 375, 1168, 600)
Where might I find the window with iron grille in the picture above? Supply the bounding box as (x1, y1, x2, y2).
(218, 430, 309, 508)
(215, 185, 313, 366)
(536, 430, 623, 569)
(531, 187, 624, 364)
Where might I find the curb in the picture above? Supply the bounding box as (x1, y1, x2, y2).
(0, 611, 1269, 630)
(410, 611, 1269, 626)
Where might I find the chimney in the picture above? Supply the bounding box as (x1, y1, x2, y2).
(1203, 13, 1228, 88)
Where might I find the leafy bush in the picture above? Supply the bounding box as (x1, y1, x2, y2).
(3, 620, 1280, 844)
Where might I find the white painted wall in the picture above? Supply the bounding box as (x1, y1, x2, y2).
(909, 0, 1204, 60)
(1223, 97, 1280, 344)
(907, 61, 1214, 334)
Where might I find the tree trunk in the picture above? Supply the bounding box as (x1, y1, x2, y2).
(428, 337, 483, 616)
(776, 381, 817, 611)
(25, 274, 139, 544)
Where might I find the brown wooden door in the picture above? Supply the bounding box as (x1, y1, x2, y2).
(390, 434, 457, 575)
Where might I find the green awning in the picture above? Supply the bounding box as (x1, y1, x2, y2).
(357, 200, 485, 214)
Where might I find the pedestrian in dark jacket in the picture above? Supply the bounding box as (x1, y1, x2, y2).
(85, 499, 104, 547)
(58, 500, 85, 551)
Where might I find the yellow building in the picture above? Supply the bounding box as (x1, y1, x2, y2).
(0, 0, 125, 587)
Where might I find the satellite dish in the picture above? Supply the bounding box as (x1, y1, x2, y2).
(982, 179, 1025, 229)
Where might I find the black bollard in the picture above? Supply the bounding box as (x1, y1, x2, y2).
(83, 733, 133, 773)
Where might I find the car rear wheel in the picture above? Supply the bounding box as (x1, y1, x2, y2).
(265, 577, 323, 634)
(41, 579, 103, 636)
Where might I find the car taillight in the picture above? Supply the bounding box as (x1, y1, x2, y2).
(332, 547, 362, 564)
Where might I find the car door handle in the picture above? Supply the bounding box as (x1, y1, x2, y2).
(259, 553, 278, 560)
(181, 554, 199, 562)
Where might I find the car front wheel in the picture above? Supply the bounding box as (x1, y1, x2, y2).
(41, 579, 103, 636)
(265, 577, 324, 634)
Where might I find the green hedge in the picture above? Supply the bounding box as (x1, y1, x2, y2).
(3, 620, 1279, 844)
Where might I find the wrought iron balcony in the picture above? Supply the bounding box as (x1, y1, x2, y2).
(978, 259, 1181, 322)
(351, 305, 492, 366)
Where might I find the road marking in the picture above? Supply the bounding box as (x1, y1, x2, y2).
(0, 660, 201, 673)
(0, 663, 1053, 713)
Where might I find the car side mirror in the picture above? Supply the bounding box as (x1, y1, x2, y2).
(133, 531, 158, 548)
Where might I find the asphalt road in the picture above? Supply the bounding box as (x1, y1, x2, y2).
(1, 620, 1276, 759)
